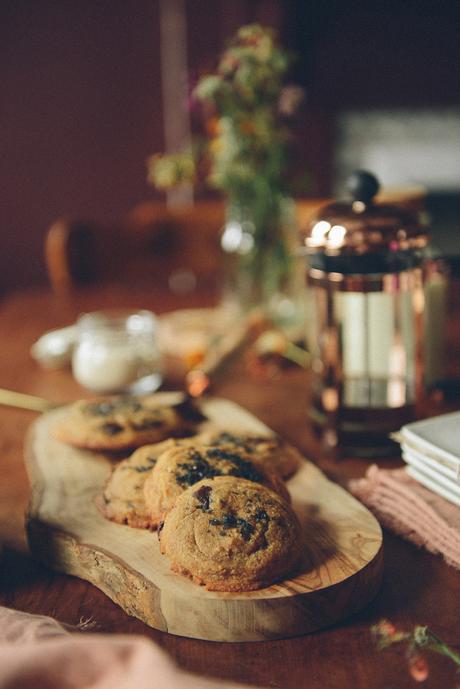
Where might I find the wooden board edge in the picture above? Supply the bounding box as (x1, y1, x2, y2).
(26, 514, 384, 642)
(24, 423, 47, 519)
(26, 516, 169, 632)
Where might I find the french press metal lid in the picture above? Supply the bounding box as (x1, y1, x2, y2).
(302, 170, 429, 277)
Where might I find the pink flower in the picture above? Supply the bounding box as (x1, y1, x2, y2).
(378, 620, 397, 637)
(278, 85, 305, 116)
(219, 54, 239, 76)
(408, 651, 429, 682)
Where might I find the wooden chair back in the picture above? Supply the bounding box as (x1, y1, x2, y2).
(44, 199, 326, 295)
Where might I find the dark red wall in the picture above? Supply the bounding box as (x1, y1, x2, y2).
(3, 1, 458, 292)
(0, 0, 283, 293)
(1, 0, 164, 291)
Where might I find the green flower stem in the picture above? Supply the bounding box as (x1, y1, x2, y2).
(411, 625, 460, 666)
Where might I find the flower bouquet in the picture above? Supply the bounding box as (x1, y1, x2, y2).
(148, 23, 305, 322)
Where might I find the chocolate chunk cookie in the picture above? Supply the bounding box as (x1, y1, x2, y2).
(52, 395, 205, 451)
(143, 438, 290, 528)
(201, 431, 302, 479)
(159, 476, 302, 591)
(97, 439, 176, 528)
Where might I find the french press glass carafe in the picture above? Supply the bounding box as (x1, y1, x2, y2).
(301, 171, 446, 456)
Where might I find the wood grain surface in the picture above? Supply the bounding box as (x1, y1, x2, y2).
(26, 397, 382, 641)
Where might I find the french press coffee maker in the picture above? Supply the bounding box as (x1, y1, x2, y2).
(301, 171, 446, 456)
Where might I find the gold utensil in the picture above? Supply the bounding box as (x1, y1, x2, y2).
(0, 388, 57, 413)
(185, 310, 268, 397)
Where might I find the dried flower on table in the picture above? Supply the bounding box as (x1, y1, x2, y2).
(372, 618, 460, 684)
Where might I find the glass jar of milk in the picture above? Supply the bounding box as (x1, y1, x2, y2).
(72, 310, 163, 394)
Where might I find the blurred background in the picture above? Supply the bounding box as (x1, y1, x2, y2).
(2, 0, 460, 293)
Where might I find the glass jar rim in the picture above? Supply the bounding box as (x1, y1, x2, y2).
(76, 309, 157, 336)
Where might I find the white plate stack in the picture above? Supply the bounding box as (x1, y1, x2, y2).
(396, 411, 460, 507)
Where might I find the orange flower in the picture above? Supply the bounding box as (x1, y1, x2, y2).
(240, 120, 255, 135)
(205, 117, 220, 137)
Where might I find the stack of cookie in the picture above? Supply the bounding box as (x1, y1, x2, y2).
(53, 394, 303, 592)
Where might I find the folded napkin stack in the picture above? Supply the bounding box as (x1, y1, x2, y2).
(396, 411, 460, 507)
(349, 411, 460, 570)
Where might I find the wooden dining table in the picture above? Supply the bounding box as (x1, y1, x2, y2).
(1, 282, 459, 689)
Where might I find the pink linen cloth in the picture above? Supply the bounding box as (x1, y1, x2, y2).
(349, 465, 460, 570)
(0, 606, 260, 689)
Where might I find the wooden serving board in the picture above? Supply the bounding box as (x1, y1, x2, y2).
(25, 394, 383, 642)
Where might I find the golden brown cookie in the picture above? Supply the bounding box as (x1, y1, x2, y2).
(200, 431, 302, 479)
(97, 439, 176, 528)
(52, 395, 206, 451)
(143, 438, 290, 528)
(159, 476, 302, 591)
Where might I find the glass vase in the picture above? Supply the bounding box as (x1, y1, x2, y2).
(220, 194, 305, 330)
